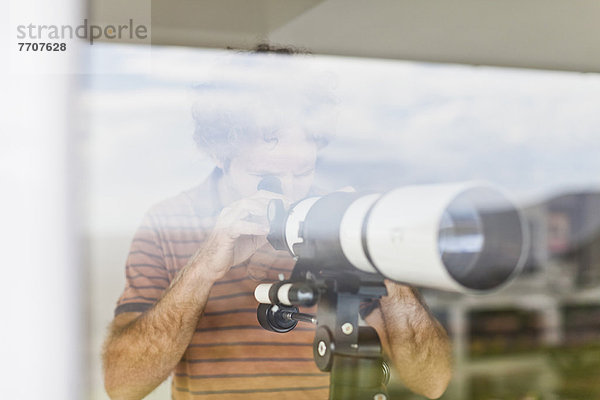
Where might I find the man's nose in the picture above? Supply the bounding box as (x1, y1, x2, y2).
(279, 175, 295, 198)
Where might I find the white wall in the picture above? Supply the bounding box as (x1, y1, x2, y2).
(1, 0, 83, 398)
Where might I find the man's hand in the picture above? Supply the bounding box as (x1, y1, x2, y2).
(365, 280, 452, 399)
(189, 190, 291, 283)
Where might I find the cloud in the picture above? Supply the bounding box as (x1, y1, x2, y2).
(86, 43, 600, 232)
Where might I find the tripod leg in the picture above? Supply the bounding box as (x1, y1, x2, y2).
(329, 355, 388, 400)
(327, 326, 389, 400)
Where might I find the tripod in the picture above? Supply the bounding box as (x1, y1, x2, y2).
(256, 259, 390, 400)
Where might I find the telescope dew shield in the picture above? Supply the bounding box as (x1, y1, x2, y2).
(358, 183, 528, 292)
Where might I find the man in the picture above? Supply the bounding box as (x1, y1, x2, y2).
(102, 48, 452, 400)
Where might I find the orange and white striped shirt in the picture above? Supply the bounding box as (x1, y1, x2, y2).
(115, 168, 330, 399)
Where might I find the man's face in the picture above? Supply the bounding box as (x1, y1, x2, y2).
(223, 129, 318, 202)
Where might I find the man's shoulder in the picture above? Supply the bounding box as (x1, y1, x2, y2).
(146, 188, 204, 217)
(145, 169, 221, 223)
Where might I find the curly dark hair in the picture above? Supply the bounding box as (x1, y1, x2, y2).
(251, 43, 312, 55)
(192, 43, 336, 168)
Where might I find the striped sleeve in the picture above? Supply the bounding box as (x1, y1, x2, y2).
(114, 213, 170, 316)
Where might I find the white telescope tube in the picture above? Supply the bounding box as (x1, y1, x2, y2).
(271, 181, 528, 294)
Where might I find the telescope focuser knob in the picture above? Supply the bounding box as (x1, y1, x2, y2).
(267, 199, 287, 250)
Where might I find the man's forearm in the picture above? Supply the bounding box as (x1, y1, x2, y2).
(377, 281, 452, 399)
(103, 261, 215, 400)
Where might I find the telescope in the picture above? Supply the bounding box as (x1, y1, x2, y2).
(254, 179, 529, 400)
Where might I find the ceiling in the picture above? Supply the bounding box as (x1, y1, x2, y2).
(90, 0, 600, 73)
